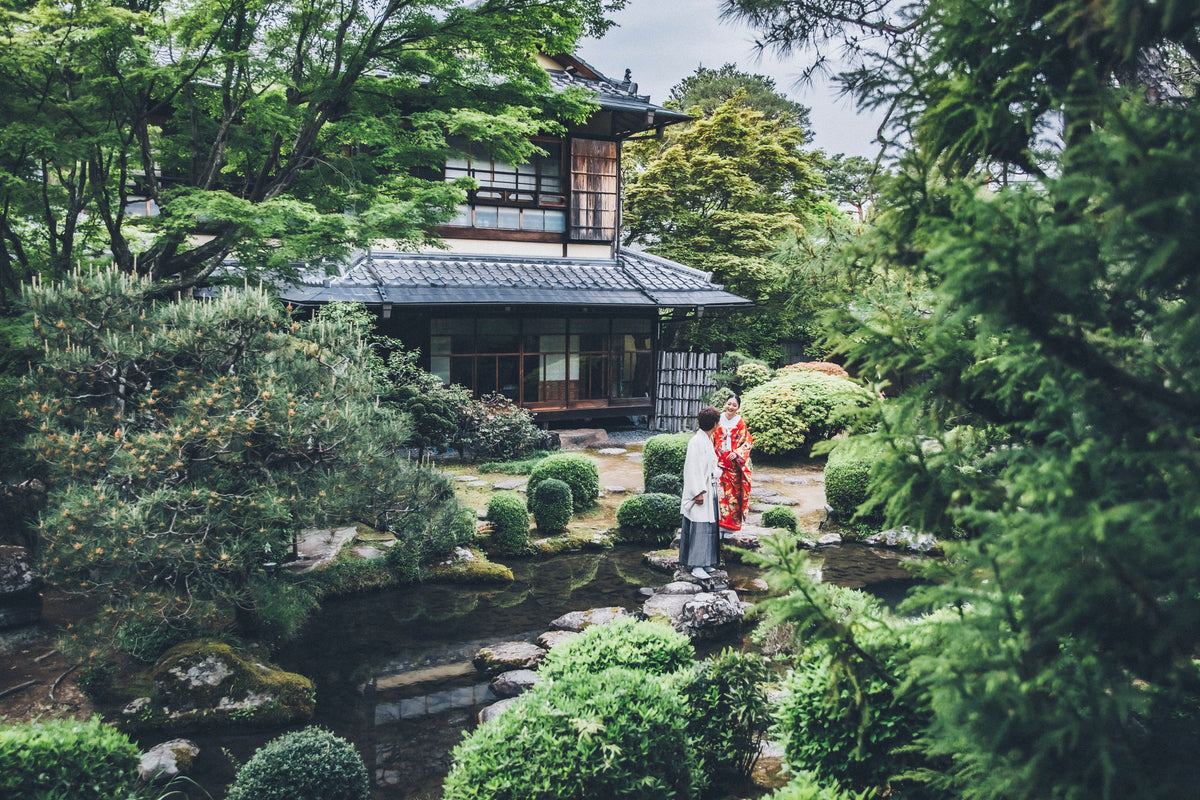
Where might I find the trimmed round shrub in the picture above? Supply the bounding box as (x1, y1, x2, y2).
(529, 478, 573, 533)
(526, 453, 599, 512)
(779, 361, 851, 379)
(646, 472, 684, 496)
(444, 667, 702, 800)
(539, 616, 694, 681)
(617, 493, 681, 544)
(741, 371, 877, 456)
(226, 726, 368, 800)
(736, 362, 773, 391)
(678, 649, 772, 785)
(486, 491, 530, 553)
(762, 505, 799, 532)
(642, 432, 691, 489)
(0, 716, 140, 800)
(824, 443, 885, 522)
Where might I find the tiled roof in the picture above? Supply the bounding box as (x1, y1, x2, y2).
(546, 69, 689, 125)
(280, 250, 751, 310)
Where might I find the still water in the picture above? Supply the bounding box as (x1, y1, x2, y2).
(182, 543, 921, 799)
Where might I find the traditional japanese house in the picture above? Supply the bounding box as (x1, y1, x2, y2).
(280, 54, 751, 423)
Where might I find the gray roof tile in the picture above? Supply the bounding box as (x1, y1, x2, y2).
(281, 250, 751, 310)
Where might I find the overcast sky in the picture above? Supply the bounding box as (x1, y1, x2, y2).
(575, 0, 885, 159)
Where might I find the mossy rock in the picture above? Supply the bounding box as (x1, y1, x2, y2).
(146, 640, 314, 729)
(530, 528, 615, 555)
(429, 548, 514, 583)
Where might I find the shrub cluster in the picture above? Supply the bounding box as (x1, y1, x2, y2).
(226, 726, 369, 800)
(529, 478, 573, 533)
(526, 453, 599, 512)
(616, 493, 681, 544)
(443, 667, 702, 800)
(736, 362, 774, 391)
(762, 505, 799, 532)
(646, 472, 684, 496)
(741, 371, 876, 456)
(539, 617, 694, 681)
(678, 649, 772, 784)
(0, 716, 140, 800)
(775, 628, 928, 795)
(779, 361, 850, 379)
(457, 393, 555, 461)
(486, 492, 530, 554)
(642, 432, 691, 489)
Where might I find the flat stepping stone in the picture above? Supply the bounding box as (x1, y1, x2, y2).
(603, 485, 627, 494)
(750, 487, 782, 498)
(491, 669, 539, 698)
(478, 696, 521, 725)
(472, 641, 546, 675)
(655, 580, 703, 595)
(781, 475, 812, 485)
(597, 447, 627, 455)
(643, 589, 751, 640)
(817, 533, 843, 545)
(536, 630, 579, 650)
(456, 475, 480, 482)
(549, 606, 628, 632)
(492, 479, 526, 491)
(643, 550, 679, 573)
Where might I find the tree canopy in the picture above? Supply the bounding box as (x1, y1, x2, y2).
(0, 0, 624, 302)
(725, 0, 1200, 796)
(667, 62, 812, 132)
(623, 86, 837, 360)
(20, 272, 469, 653)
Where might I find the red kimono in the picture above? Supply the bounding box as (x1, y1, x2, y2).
(714, 414, 752, 531)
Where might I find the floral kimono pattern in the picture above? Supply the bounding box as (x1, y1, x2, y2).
(715, 415, 752, 531)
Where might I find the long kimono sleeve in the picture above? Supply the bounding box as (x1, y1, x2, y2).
(680, 431, 718, 522)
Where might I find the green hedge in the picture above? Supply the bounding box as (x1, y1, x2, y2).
(486, 492, 530, 553)
(642, 432, 691, 489)
(539, 616, 694, 681)
(616, 493, 681, 544)
(0, 717, 140, 800)
(762, 505, 798, 532)
(529, 478, 573, 533)
(741, 371, 876, 456)
(444, 667, 702, 800)
(823, 443, 885, 522)
(226, 726, 369, 800)
(646, 472, 683, 496)
(526, 453, 599, 512)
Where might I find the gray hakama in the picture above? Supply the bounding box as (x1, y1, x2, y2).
(678, 496, 719, 568)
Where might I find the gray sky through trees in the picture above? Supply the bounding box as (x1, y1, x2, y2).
(577, 0, 886, 158)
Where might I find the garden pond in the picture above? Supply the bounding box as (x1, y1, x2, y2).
(172, 538, 923, 799)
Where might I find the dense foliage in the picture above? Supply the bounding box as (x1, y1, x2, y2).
(740, 371, 875, 456)
(20, 271, 465, 651)
(642, 432, 692, 488)
(529, 478, 573, 533)
(726, 0, 1200, 797)
(0, 716, 140, 800)
(677, 649, 772, 785)
(538, 617, 695, 681)
(444, 666, 703, 800)
(226, 726, 369, 800)
(486, 492, 530, 554)
(0, 0, 624, 297)
(526, 453, 599, 512)
(616, 492, 681, 543)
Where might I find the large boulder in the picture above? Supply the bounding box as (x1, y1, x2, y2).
(0, 546, 42, 629)
(642, 589, 751, 640)
(147, 640, 314, 728)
